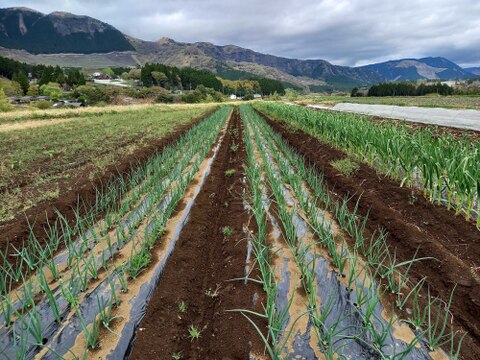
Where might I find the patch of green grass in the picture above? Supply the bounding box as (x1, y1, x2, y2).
(330, 158, 360, 177)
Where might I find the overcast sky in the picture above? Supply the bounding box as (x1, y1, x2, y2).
(3, 0, 480, 67)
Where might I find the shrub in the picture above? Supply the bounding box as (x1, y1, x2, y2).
(34, 100, 53, 110)
(0, 88, 13, 112)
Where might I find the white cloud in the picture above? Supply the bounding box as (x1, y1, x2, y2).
(2, 0, 479, 66)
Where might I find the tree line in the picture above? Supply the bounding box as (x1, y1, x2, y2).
(363, 82, 453, 97)
(141, 63, 223, 91)
(0, 56, 86, 95)
(141, 62, 285, 95)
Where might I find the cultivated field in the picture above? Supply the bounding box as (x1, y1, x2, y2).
(0, 104, 215, 223)
(301, 95, 480, 110)
(0, 103, 478, 359)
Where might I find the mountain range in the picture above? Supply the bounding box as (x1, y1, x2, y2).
(0, 7, 478, 90)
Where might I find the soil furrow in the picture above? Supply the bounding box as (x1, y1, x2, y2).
(129, 109, 267, 359)
(257, 110, 480, 360)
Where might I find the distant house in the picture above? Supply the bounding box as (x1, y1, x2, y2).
(53, 100, 84, 108)
(20, 96, 34, 103)
(253, 93, 262, 99)
(441, 81, 458, 87)
(91, 72, 111, 80)
(173, 90, 183, 94)
(229, 94, 237, 100)
(10, 96, 51, 104)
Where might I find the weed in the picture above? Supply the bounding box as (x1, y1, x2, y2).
(205, 284, 221, 298)
(330, 158, 360, 177)
(178, 301, 187, 313)
(225, 169, 236, 177)
(222, 226, 233, 236)
(188, 325, 202, 341)
(172, 352, 183, 360)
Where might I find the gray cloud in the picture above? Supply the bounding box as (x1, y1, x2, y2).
(3, 0, 480, 66)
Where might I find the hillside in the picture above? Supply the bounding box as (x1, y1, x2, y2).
(358, 57, 474, 81)
(0, 7, 475, 90)
(0, 7, 134, 54)
(129, 36, 384, 89)
(465, 67, 480, 76)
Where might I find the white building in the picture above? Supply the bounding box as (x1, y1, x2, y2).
(229, 94, 237, 100)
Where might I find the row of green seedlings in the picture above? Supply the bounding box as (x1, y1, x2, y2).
(5, 108, 229, 358)
(253, 102, 479, 227)
(0, 109, 218, 294)
(72, 109, 229, 355)
(246, 109, 332, 358)
(0, 107, 227, 318)
(246, 106, 410, 358)
(256, 110, 465, 357)
(235, 111, 302, 359)
(0, 107, 230, 358)
(244, 105, 465, 358)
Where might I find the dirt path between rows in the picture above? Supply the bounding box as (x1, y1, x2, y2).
(129, 109, 267, 359)
(0, 117, 77, 132)
(258, 110, 480, 360)
(0, 110, 215, 274)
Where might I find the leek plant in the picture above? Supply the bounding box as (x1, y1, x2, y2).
(253, 102, 479, 227)
(241, 104, 463, 358)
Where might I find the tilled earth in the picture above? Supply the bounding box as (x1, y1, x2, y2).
(129, 109, 267, 359)
(259, 110, 480, 360)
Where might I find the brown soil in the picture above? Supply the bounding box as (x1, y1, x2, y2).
(0, 110, 214, 271)
(258, 110, 480, 360)
(129, 109, 267, 359)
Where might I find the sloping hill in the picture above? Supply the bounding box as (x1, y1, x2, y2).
(465, 67, 480, 76)
(358, 57, 473, 81)
(129, 36, 384, 89)
(0, 7, 474, 90)
(0, 7, 134, 54)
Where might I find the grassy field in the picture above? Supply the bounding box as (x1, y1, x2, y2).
(299, 95, 480, 110)
(0, 103, 217, 125)
(0, 104, 215, 222)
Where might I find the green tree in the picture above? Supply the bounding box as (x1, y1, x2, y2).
(285, 88, 299, 101)
(40, 82, 63, 100)
(101, 68, 115, 78)
(151, 71, 168, 87)
(0, 78, 23, 97)
(39, 67, 54, 86)
(53, 66, 65, 84)
(129, 68, 141, 80)
(27, 83, 39, 97)
(12, 71, 29, 95)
